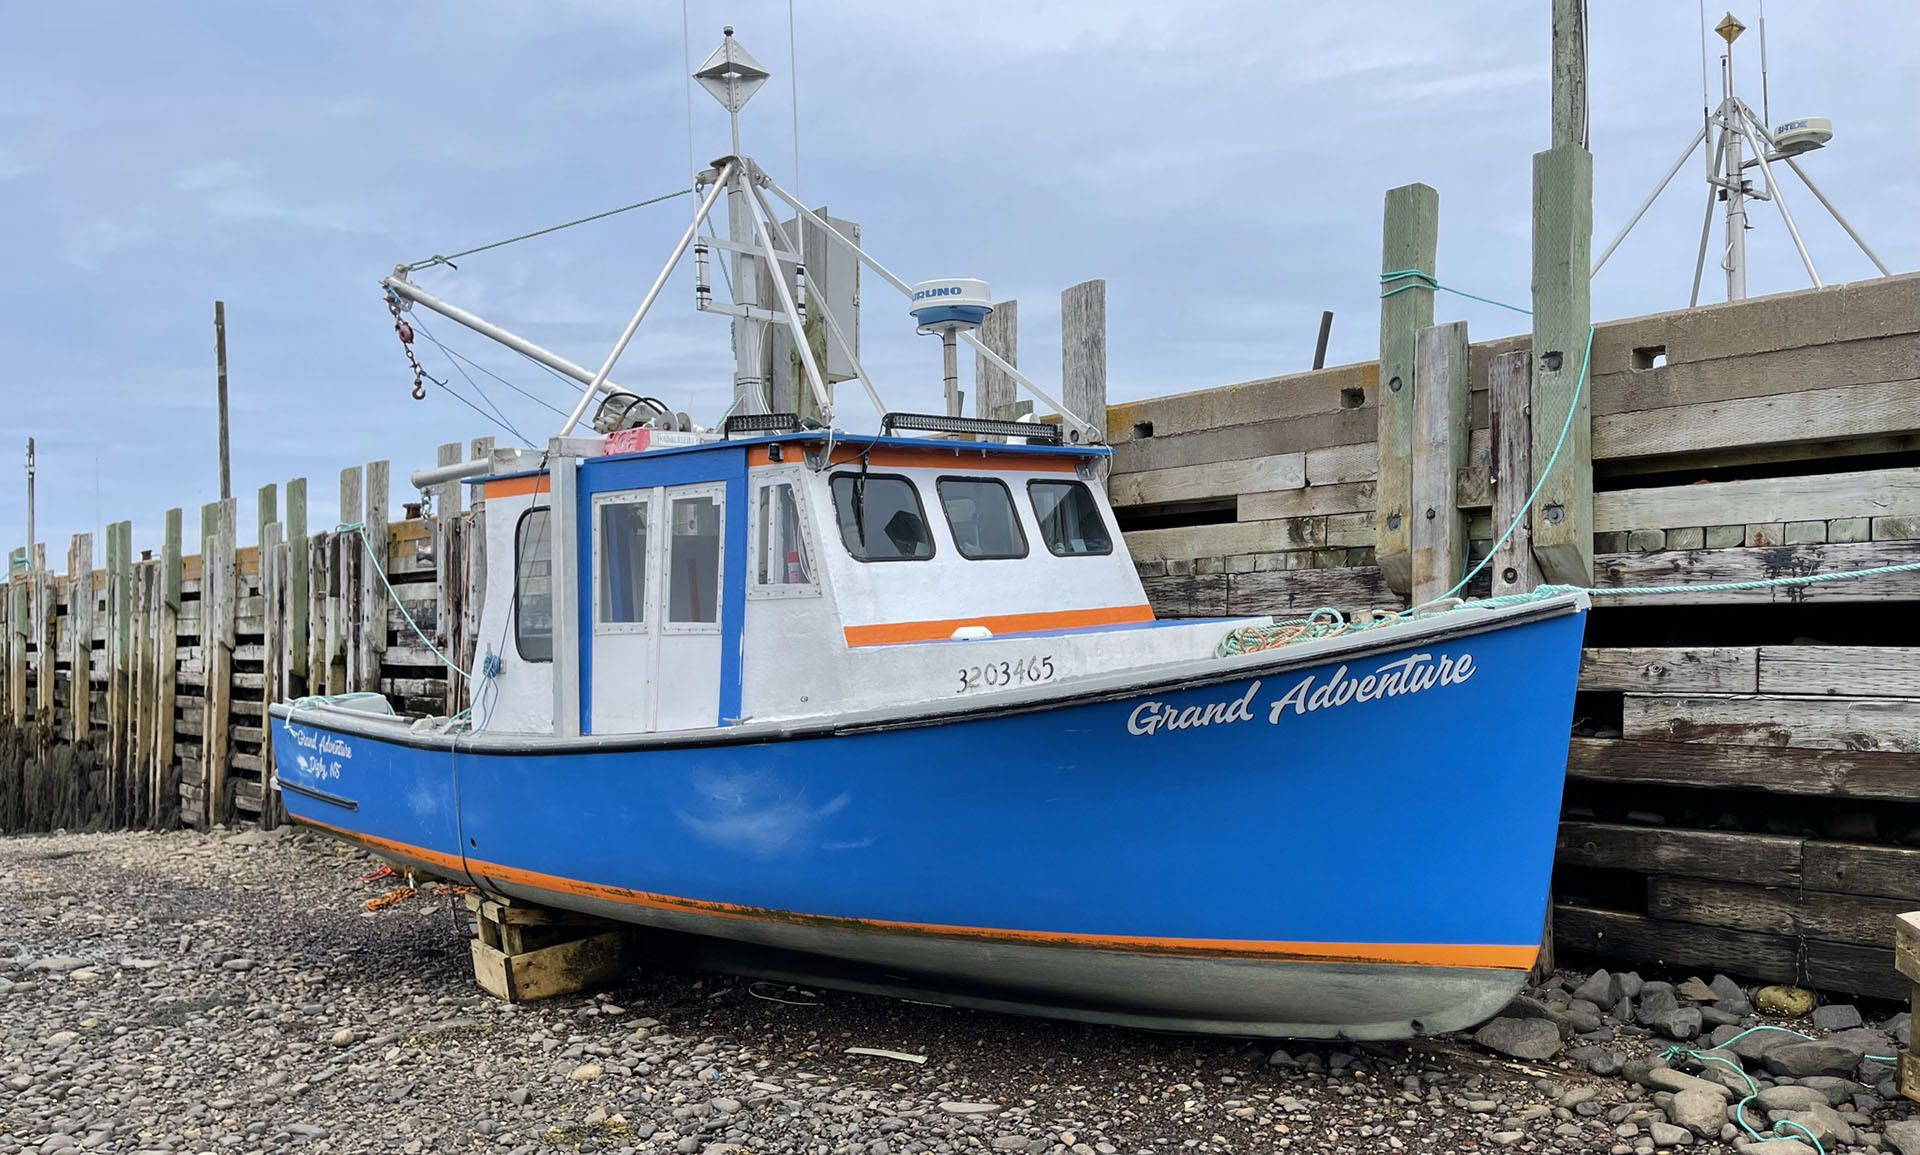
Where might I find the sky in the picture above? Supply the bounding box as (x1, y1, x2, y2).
(3, 1, 1916, 559)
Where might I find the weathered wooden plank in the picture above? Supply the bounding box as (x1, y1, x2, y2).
(259, 522, 285, 828)
(1106, 360, 1377, 446)
(1060, 280, 1105, 448)
(1126, 520, 1331, 564)
(360, 460, 389, 686)
(1591, 332, 1920, 418)
(107, 521, 132, 824)
(1800, 939, 1906, 1002)
(1897, 912, 1920, 983)
(154, 510, 180, 825)
(1578, 647, 1758, 693)
(286, 478, 307, 693)
(1552, 904, 1798, 985)
(1411, 321, 1469, 605)
(1377, 182, 1439, 598)
(1757, 645, 1920, 697)
(1648, 876, 1912, 947)
(1597, 466, 1920, 535)
(1530, 143, 1594, 587)
(1801, 841, 1920, 902)
(202, 499, 237, 826)
(1556, 821, 1802, 887)
(974, 298, 1017, 429)
(1487, 350, 1538, 597)
(1596, 377, 1920, 462)
(1110, 453, 1306, 509)
(8, 573, 28, 726)
(1237, 481, 1375, 523)
(1564, 736, 1920, 799)
(1110, 406, 1377, 476)
(1624, 693, 1920, 752)
(332, 466, 361, 695)
(1222, 565, 1398, 616)
(1305, 441, 1379, 487)
(1593, 539, 1920, 604)
(66, 533, 93, 746)
(468, 928, 639, 1002)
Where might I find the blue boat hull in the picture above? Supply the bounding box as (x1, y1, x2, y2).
(270, 598, 1586, 1038)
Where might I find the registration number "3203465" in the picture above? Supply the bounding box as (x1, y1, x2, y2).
(957, 655, 1056, 693)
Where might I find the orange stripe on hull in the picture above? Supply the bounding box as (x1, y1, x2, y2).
(299, 818, 1536, 970)
(481, 474, 551, 499)
(842, 603, 1156, 646)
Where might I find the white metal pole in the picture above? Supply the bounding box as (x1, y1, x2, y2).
(942, 330, 961, 417)
(762, 177, 1101, 442)
(1719, 59, 1748, 301)
(558, 163, 736, 436)
(741, 177, 833, 418)
(1781, 155, 1893, 277)
(1690, 130, 1728, 309)
(1593, 124, 1708, 277)
(23, 437, 33, 581)
(1737, 105, 1820, 287)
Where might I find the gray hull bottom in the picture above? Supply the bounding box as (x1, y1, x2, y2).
(464, 870, 1524, 1041)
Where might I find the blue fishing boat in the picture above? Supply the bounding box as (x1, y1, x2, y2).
(269, 31, 1587, 1039)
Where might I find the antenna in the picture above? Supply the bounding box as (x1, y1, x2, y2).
(1591, 8, 1890, 304)
(693, 27, 769, 159)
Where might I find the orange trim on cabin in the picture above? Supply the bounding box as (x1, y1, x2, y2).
(296, 817, 1535, 970)
(747, 443, 1082, 472)
(842, 603, 1155, 646)
(482, 474, 551, 500)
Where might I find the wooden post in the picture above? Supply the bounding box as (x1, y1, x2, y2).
(1489, 351, 1541, 598)
(34, 564, 54, 732)
(436, 443, 463, 715)
(360, 460, 389, 693)
(155, 510, 180, 825)
(257, 482, 277, 550)
(108, 520, 132, 825)
(6, 576, 25, 726)
(259, 520, 284, 829)
(286, 477, 307, 696)
(1377, 182, 1440, 598)
(1530, 0, 1594, 587)
(461, 437, 494, 719)
(330, 466, 361, 695)
(129, 558, 153, 829)
(66, 533, 93, 748)
(202, 499, 236, 826)
(974, 299, 1018, 430)
(215, 300, 231, 501)
(1060, 280, 1106, 447)
(1896, 911, 1918, 1103)
(1410, 321, 1469, 606)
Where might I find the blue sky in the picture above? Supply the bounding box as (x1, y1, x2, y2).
(3, 1, 1915, 558)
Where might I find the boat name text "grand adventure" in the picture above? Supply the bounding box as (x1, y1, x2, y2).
(1124, 651, 1476, 736)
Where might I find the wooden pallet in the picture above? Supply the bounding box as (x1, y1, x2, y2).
(465, 893, 640, 1002)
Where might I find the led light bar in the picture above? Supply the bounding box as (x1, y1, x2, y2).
(880, 412, 1063, 446)
(722, 413, 803, 438)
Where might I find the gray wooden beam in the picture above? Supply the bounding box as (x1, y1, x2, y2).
(1376, 183, 1439, 597)
(1411, 321, 1469, 605)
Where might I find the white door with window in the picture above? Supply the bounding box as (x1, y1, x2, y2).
(589, 483, 726, 734)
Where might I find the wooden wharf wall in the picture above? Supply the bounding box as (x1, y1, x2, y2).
(1106, 270, 1920, 1001)
(0, 441, 490, 835)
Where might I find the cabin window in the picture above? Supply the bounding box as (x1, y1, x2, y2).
(667, 493, 723, 624)
(830, 473, 934, 561)
(513, 508, 553, 661)
(1028, 480, 1113, 556)
(595, 498, 650, 626)
(937, 477, 1028, 560)
(754, 481, 817, 589)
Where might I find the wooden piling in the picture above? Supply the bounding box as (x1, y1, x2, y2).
(1410, 321, 1469, 606)
(155, 510, 180, 825)
(6, 576, 25, 725)
(330, 466, 361, 695)
(1376, 183, 1439, 597)
(67, 533, 93, 747)
(436, 443, 463, 715)
(129, 557, 154, 828)
(201, 499, 237, 826)
(1489, 350, 1541, 598)
(1060, 280, 1106, 446)
(360, 460, 390, 692)
(108, 521, 132, 824)
(974, 299, 1018, 430)
(259, 520, 284, 829)
(286, 477, 308, 696)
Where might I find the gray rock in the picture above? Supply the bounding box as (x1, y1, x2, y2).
(938, 1102, 1001, 1116)
(1698, 1006, 1741, 1028)
(1573, 969, 1617, 1006)
(1569, 1045, 1623, 1076)
(1617, 972, 1645, 999)
(1639, 984, 1679, 1020)
(1474, 1016, 1563, 1061)
(1637, 1066, 1733, 1102)
(1648, 1120, 1693, 1147)
(1727, 1026, 1804, 1061)
(1764, 1103, 1851, 1148)
(1734, 1141, 1813, 1155)
(1752, 1086, 1828, 1112)
(1708, 974, 1750, 1012)
(1762, 1042, 1861, 1078)
(1885, 1010, 1910, 1046)
(1498, 994, 1574, 1038)
(1884, 1119, 1920, 1155)
(25, 957, 86, 973)
(1642, 1005, 1703, 1041)
(1563, 1002, 1606, 1033)
(1675, 977, 1717, 1002)
(1809, 1004, 1861, 1032)
(329, 1028, 354, 1048)
(1667, 1088, 1725, 1139)
(1792, 1076, 1864, 1107)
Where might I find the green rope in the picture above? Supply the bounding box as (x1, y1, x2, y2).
(1659, 1027, 1834, 1154)
(401, 188, 694, 273)
(1380, 269, 1534, 315)
(338, 521, 470, 680)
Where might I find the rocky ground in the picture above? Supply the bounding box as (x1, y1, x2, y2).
(0, 828, 1914, 1155)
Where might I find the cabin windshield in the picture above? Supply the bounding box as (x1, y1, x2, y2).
(831, 473, 933, 561)
(1029, 480, 1112, 556)
(514, 508, 554, 661)
(937, 477, 1028, 560)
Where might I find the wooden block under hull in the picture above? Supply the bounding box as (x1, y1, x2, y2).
(469, 930, 640, 1003)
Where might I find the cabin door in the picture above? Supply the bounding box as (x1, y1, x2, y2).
(588, 482, 726, 733)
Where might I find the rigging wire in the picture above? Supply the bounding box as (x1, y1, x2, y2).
(410, 315, 535, 446)
(398, 188, 693, 274)
(682, 0, 697, 190)
(788, 0, 803, 203)
(430, 339, 572, 421)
